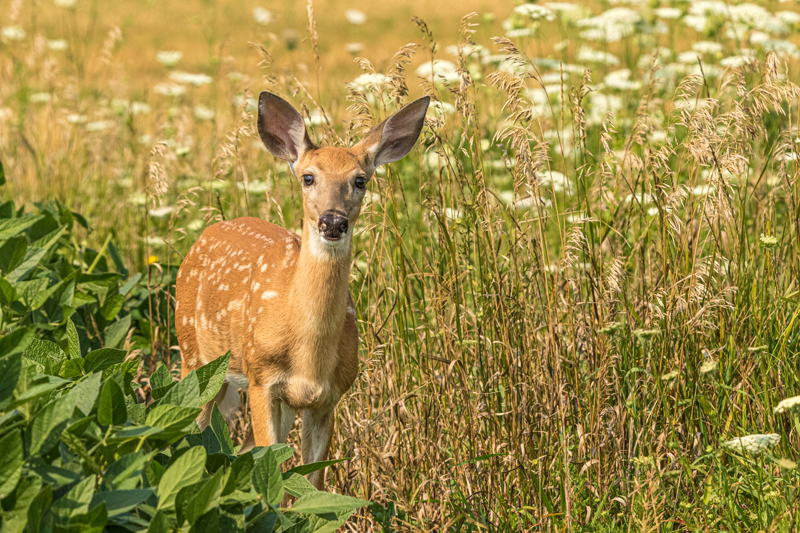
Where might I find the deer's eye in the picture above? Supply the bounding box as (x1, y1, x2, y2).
(354, 176, 366, 189)
(303, 174, 315, 186)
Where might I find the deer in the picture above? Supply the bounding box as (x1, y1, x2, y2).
(175, 91, 429, 489)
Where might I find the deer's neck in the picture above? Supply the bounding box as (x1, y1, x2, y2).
(287, 221, 352, 376)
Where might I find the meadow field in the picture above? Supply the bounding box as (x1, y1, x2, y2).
(3, 0, 800, 530)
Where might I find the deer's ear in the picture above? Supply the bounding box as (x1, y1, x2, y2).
(257, 92, 315, 164)
(358, 96, 430, 168)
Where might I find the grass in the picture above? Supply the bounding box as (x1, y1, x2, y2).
(4, 0, 800, 530)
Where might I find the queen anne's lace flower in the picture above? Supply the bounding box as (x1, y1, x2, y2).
(775, 396, 800, 414)
(723, 434, 780, 454)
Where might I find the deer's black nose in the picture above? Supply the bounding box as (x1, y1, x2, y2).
(318, 212, 348, 240)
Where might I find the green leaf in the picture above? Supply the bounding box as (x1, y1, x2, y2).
(51, 475, 95, 525)
(104, 450, 151, 490)
(211, 402, 235, 454)
(70, 500, 108, 531)
(145, 403, 200, 435)
(227, 452, 255, 493)
(68, 372, 103, 416)
(0, 236, 27, 275)
(145, 459, 165, 488)
(104, 314, 131, 349)
(28, 391, 76, 456)
(282, 472, 316, 498)
(83, 348, 126, 374)
(90, 489, 153, 516)
(287, 458, 349, 477)
(100, 293, 124, 321)
(0, 352, 23, 406)
(0, 158, 5, 186)
(0, 325, 35, 358)
(0, 214, 43, 241)
(67, 318, 81, 359)
(0, 277, 17, 305)
(97, 379, 127, 425)
(178, 469, 223, 525)
(24, 338, 66, 375)
(196, 351, 231, 405)
(7, 225, 66, 282)
(288, 492, 370, 515)
(156, 446, 206, 510)
(26, 484, 53, 533)
(147, 510, 171, 533)
(252, 447, 284, 507)
(191, 508, 221, 533)
(0, 430, 24, 499)
(149, 364, 175, 400)
(161, 370, 200, 407)
(2, 475, 42, 533)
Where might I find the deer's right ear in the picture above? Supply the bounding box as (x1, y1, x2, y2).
(257, 92, 314, 164)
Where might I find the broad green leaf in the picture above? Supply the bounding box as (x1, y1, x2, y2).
(0, 326, 35, 358)
(147, 510, 171, 533)
(100, 293, 124, 321)
(287, 457, 350, 477)
(252, 447, 283, 507)
(28, 459, 81, 486)
(253, 443, 295, 465)
(303, 509, 355, 533)
(7, 225, 66, 282)
(0, 236, 27, 275)
(161, 370, 200, 407)
(145, 403, 200, 434)
(2, 475, 42, 533)
(97, 379, 127, 425)
(0, 214, 43, 241)
(0, 430, 24, 498)
(104, 450, 151, 490)
(196, 351, 231, 404)
(68, 372, 103, 416)
(28, 390, 76, 455)
(0, 276, 16, 305)
(84, 348, 126, 374)
(211, 402, 235, 454)
(145, 459, 165, 488)
(178, 469, 223, 525)
(227, 452, 255, 493)
(24, 338, 66, 375)
(190, 508, 221, 533)
(67, 318, 80, 359)
(0, 352, 23, 406)
(288, 492, 370, 515)
(90, 489, 153, 516)
(156, 446, 206, 510)
(104, 314, 131, 349)
(16, 278, 48, 309)
(0, 158, 5, 186)
(51, 475, 95, 525)
(70, 500, 108, 532)
(119, 272, 141, 296)
(282, 472, 316, 498)
(26, 484, 53, 533)
(149, 364, 175, 400)
(6, 374, 69, 409)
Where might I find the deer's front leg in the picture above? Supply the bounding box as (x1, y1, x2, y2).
(250, 382, 279, 446)
(301, 408, 334, 490)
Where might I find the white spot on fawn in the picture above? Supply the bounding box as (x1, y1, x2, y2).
(261, 291, 277, 300)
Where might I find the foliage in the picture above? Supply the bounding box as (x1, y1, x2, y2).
(0, 198, 369, 531)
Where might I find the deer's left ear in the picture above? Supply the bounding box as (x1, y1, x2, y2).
(357, 96, 430, 168)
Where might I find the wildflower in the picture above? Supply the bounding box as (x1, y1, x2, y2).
(66, 114, 87, 124)
(349, 73, 387, 92)
(774, 396, 800, 414)
(513, 4, 556, 22)
(54, 0, 76, 6)
(29, 93, 51, 104)
(156, 51, 183, 67)
(699, 359, 718, 374)
(776, 458, 797, 469)
(539, 170, 575, 194)
(48, 39, 68, 51)
(603, 69, 641, 91)
(237, 181, 270, 194)
(148, 206, 174, 218)
(148, 255, 159, 265)
(660, 370, 679, 381)
(232, 95, 258, 113)
(253, 7, 273, 25)
(131, 102, 151, 115)
(692, 41, 723, 55)
(415, 60, 459, 83)
(723, 434, 780, 454)
(187, 220, 204, 231)
(576, 46, 620, 66)
(654, 7, 682, 20)
(169, 71, 212, 86)
(86, 120, 114, 132)
(598, 322, 623, 334)
(154, 83, 186, 97)
(759, 233, 778, 248)
(193, 105, 215, 120)
(634, 328, 660, 338)
(344, 9, 366, 25)
(576, 8, 641, 43)
(2, 26, 26, 41)
(344, 43, 363, 54)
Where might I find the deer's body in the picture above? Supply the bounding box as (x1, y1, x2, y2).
(176, 92, 429, 489)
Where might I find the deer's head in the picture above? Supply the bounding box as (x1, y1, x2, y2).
(257, 92, 429, 258)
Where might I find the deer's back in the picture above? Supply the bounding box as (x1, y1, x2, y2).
(175, 217, 301, 376)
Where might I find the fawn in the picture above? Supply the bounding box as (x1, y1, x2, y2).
(175, 92, 429, 489)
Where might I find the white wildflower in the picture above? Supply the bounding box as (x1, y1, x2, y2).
(344, 9, 366, 25)
(654, 7, 682, 20)
(660, 370, 679, 381)
(29, 93, 51, 103)
(253, 7, 273, 25)
(349, 73, 386, 92)
(344, 42, 363, 54)
(54, 0, 76, 7)
(774, 396, 800, 414)
(514, 4, 556, 21)
(415, 60, 459, 83)
(602, 69, 641, 91)
(539, 170, 574, 194)
(154, 83, 186, 97)
(237, 181, 270, 194)
(66, 114, 87, 124)
(86, 120, 114, 132)
(2, 26, 26, 41)
(48, 39, 68, 51)
(723, 434, 780, 454)
(156, 51, 183, 67)
(576, 46, 620, 66)
(693, 41, 723, 55)
(193, 105, 215, 120)
(699, 359, 718, 374)
(169, 71, 212, 86)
